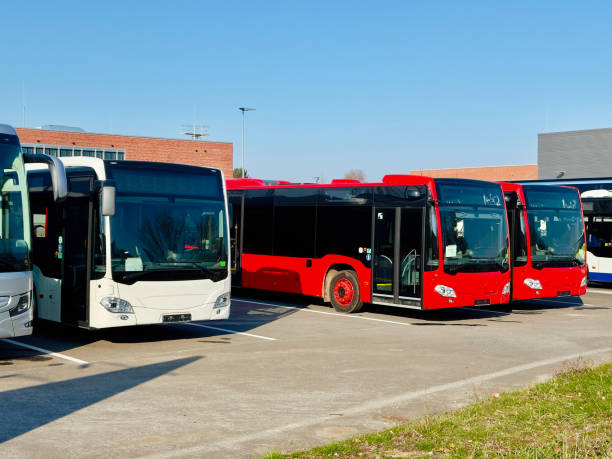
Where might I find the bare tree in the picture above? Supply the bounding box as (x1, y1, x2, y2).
(343, 169, 365, 182)
(233, 168, 249, 178)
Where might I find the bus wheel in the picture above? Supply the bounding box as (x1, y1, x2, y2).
(330, 271, 363, 313)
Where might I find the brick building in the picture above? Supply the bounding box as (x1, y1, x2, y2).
(16, 127, 233, 177)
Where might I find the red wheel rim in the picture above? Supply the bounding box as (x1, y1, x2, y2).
(334, 278, 355, 306)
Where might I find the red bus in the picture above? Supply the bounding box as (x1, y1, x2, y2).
(501, 183, 587, 300)
(227, 175, 512, 312)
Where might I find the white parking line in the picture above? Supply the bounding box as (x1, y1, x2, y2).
(181, 322, 277, 341)
(234, 298, 412, 326)
(1, 339, 89, 365)
(150, 346, 612, 458)
(587, 288, 612, 295)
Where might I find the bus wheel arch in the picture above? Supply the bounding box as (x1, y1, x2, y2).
(327, 268, 363, 313)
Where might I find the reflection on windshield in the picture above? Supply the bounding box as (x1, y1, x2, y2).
(110, 196, 227, 282)
(529, 209, 585, 268)
(439, 207, 509, 274)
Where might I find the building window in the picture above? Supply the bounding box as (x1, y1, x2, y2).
(21, 143, 126, 161)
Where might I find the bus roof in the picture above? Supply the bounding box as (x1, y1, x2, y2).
(226, 174, 437, 190)
(0, 124, 18, 136)
(581, 189, 612, 199)
(226, 174, 502, 192)
(501, 181, 579, 193)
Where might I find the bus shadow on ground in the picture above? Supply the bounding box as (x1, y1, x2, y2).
(509, 296, 587, 312)
(369, 303, 508, 324)
(0, 302, 298, 360)
(0, 356, 199, 444)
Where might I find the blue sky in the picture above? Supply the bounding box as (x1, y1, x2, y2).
(2, 1, 612, 182)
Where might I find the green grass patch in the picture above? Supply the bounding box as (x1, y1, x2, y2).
(268, 360, 612, 458)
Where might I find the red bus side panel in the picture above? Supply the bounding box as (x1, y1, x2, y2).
(241, 253, 372, 303)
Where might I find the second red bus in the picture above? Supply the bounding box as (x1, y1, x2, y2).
(228, 175, 512, 312)
(502, 183, 587, 300)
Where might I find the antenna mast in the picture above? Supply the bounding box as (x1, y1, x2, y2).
(180, 124, 209, 140)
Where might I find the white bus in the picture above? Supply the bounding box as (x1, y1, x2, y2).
(27, 157, 230, 329)
(0, 124, 67, 338)
(581, 189, 612, 283)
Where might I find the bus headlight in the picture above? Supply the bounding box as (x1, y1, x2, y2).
(214, 292, 230, 309)
(100, 297, 134, 314)
(580, 276, 588, 287)
(502, 282, 511, 295)
(434, 285, 456, 298)
(524, 278, 542, 290)
(9, 293, 31, 317)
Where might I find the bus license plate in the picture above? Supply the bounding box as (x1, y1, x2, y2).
(557, 290, 571, 297)
(474, 299, 491, 306)
(163, 314, 192, 323)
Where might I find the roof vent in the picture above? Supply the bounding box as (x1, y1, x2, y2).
(382, 174, 416, 185)
(226, 178, 265, 187)
(35, 125, 86, 133)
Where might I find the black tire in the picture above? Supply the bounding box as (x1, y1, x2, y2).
(329, 270, 363, 313)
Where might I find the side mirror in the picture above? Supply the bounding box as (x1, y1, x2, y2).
(403, 186, 424, 200)
(96, 180, 116, 216)
(23, 153, 68, 202)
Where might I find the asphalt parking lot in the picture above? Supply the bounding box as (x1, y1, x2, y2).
(2, 288, 612, 458)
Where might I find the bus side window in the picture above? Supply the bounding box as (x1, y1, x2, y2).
(424, 205, 439, 270)
(243, 190, 274, 255)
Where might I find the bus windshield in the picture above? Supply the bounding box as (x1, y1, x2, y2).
(106, 163, 228, 283)
(523, 186, 585, 269)
(0, 134, 29, 272)
(436, 181, 509, 274)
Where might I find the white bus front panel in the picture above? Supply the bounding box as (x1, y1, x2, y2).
(88, 276, 231, 328)
(0, 271, 33, 338)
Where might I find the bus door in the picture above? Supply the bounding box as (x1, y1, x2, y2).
(372, 207, 424, 307)
(504, 191, 518, 293)
(60, 173, 96, 326)
(229, 193, 244, 286)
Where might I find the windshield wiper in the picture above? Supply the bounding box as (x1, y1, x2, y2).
(178, 262, 219, 276)
(532, 256, 581, 269)
(154, 261, 221, 274)
(445, 258, 507, 274)
(495, 261, 509, 272)
(445, 264, 462, 275)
